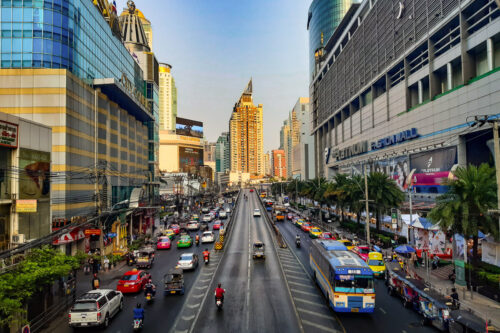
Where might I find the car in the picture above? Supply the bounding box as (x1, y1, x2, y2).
(352, 245, 371, 261)
(284, 202, 290, 208)
(116, 269, 151, 293)
(202, 214, 212, 222)
(200, 222, 209, 231)
(295, 219, 305, 228)
(177, 253, 199, 270)
(309, 227, 322, 238)
(164, 229, 176, 240)
(253, 209, 261, 217)
(212, 220, 222, 230)
(219, 211, 228, 219)
(187, 221, 200, 231)
(301, 223, 312, 232)
(287, 213, 294, 221)
(177, 235, 193, 248)
(250, 189, 254, 192)
(201, 207, 210, 214)
(192, 214, 200, 221)
(367, 252, 386, 278)
(156, 236, 171, 250)
(225, 207, 231, 213)
(170, 224, 180, 234)
(201, 231, 215, 243)
(68, 289, 123, 328)
(319, 232, 334, 240)
(338, 239, 354, 251)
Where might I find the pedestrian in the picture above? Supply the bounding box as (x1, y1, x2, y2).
(92, 258, 99, 274)
(103, 256, 110, 271)
(91, 273, 100, 290)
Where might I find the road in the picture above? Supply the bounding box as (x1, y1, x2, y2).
(275, 210, 438, 333)
(191, 189, 301, 333)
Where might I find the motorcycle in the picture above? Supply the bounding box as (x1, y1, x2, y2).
(145, 292, 154, 303)
(215, 297, 223, 310)
(204, 255, 209, 265)
(195, 238, 200, 246)
(127, 258, 135, 266)
(296, 239, 301, 248)
(133, 319, 143, 331)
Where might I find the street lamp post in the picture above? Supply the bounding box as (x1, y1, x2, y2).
(364, 164, 370, 244)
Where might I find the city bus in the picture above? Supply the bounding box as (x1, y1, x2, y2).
(310, 240, 375, 313)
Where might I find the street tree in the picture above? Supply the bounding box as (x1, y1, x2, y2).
(343, 175, 365, 225)
(367, 172, 405, 230)
(324, 174, 349, 222)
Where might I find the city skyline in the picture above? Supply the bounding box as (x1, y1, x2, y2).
(115, 0, 310, 152)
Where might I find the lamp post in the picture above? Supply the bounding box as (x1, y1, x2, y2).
(406, 168, 416, 244)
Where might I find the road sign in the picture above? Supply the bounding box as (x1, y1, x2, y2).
(21, 324, 30, 333)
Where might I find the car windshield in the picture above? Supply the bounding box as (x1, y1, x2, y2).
(311, 228, 320, 232)
(180, 255, 192, 261)
(368, 259, 384, 266)
(342, 241, 352, 247)
(254, 209, 259, 212)
(159, 238, 169, 242)
(121, 274, 138, 281)
(359, 248, 370, 254)
(72, 301, 97, 312)
(203, 232, 212, 236)
(334, 276, 374, 293)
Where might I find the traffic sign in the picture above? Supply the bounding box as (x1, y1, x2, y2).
(21, 324, 30, 333)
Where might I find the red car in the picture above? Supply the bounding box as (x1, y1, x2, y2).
(156, 236, 171, 250)
(319, 232, 334, 240)
(287, 213, 294, 221)
(116, 269, 151, 293)
(352, 245, 371, 261)
(250, 189, 254, 192)
(301, 223, 312, 232)
(212, 221, 221, 230)
(170, 224, 180, 234)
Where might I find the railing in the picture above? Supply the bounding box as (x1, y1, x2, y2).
(214, 190, 240, 250)
(255, 192, 287, 248)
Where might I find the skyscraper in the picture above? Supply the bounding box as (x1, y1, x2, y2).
(280, 120, 290, 177)
(229, 80, 264, 176)
(159, 63, 178, 131)
(272, 150, 286, 179)
(216, 132, 230, 173)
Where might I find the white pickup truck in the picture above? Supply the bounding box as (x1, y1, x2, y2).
(68, 289, 123, 328)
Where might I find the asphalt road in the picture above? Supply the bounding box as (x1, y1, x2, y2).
(191, 189, 301, 333)
(43, 207, 226, 333)
(275, 213, 438, 333)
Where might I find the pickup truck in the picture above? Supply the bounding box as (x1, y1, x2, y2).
(69, 289, 123, 328)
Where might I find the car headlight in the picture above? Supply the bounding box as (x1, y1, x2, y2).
(335, 302, 345, 307)
(365, 303, 375, 308)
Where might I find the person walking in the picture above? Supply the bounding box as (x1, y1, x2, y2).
(103, 256, 110, 271)
(91, 273, 100, 290)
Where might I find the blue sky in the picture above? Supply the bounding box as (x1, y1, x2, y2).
(118, 0, 310, 152)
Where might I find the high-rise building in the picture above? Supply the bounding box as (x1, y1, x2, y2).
(307, 0, 359, 78)
(159, 63, 178, 131)
(229, 79, 264, 175)
(203, 141, 216, 180)
(215, 132, 230, 173)
(272, 150, 286, 179)
(263, 152, 271, 176)
(291, 98, 315, 180)
(280, 120, 290, 177)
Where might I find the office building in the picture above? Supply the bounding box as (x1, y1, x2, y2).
(290, 98, 315, 180)
(215, 132, 230, 173)
(229, 79, 264, 175)
(307, 0, 359, 78)
(272, 149, 287, 179)
(159, 63, 178, 131)
(263, 151, 271, 176)
(312, 0, 500, 204)
(203, 141, 216, 180)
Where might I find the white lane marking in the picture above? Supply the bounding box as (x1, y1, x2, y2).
(294, 297, 328, 308)
(175, 330, 188, 333)
(201, 272, 213, 276)
(291, 288, 319, 297)
(297, 307, 334, 320)
(191, 294, 204, 299)
(195, 286, 207, 290)
(286, 275, 310, 283)
(402, 330, 407, 333)
(199, 278, 211, 283)
(283, 267, 305, 274)
(246, 205, 252, 332)
(181, 315, 195, 321)
(302, 319, 340, 333)
(284, 269, 307, 277)
(379, 307, 387, 314)
(287, 280, 317, 289)
(186, 303, 200, 309)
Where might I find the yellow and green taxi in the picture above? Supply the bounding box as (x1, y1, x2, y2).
(165, 229, 175, 240)
(177, 235, 192, 248)
(367, 252, 386, 278)
(192, 214, 199, 221)
(294, 219, 305, 228)
(309, 227, 322, 238)
(338, 239, 354, 251)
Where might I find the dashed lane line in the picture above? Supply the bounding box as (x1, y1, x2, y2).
(291, 288, 321, 297)
(199, 278, 211, 283)
(191, 293, 204, 299)
(379, 307, 387, 314)
(181, 315, 195, 321)
(286, 275, 311, 283)
(287, 280, 318, 289)
(302, 319, 340, 333)
(175, 330, 188, 333)
(294, 297, 329, 308)
(296, 307, 336, 320)
(284, 269, 310, 278)
(195, 286, 207, 290)
(283, 267, 305, 274)
(186, 303, 200, 309)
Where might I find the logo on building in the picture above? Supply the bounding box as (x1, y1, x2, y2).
(331, 141, 369, 162)
(0, 120, 18, 148)
(426, 157, 433, 168)
(371, 128, 419, 150)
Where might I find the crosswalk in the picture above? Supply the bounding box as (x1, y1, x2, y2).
(277, 248, 344, 333)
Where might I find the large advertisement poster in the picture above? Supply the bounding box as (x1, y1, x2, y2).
(372, 156, 410, 191)
(176, 117, 203, 138)
(410, 147, 457, 194)
(19, 149, 50, 199)
(179, 147, 203, 172)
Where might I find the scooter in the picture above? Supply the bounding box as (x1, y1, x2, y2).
(296, 238, 301, 248)
(127, 258, 135, 266)
(215, 297, 223, 311)
(133, 318, 143, 331)
(195, 238, 200, 246)
(145, 292, 154, 303)
(204, 255, 209, 265)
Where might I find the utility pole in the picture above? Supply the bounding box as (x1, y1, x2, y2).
(94, 90, 104, 263)
(364, 164, 370, 244)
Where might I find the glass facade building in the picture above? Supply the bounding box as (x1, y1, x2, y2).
(307, 0, 355, 78)
(0, 0, 143, 90)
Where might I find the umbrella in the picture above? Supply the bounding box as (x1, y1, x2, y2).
(394, 244, 416, 254)
(373, 245, 381, 252)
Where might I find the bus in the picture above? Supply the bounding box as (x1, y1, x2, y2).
(310, 239, 375, 313)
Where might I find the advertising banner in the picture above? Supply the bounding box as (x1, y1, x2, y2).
(16, 199, 37, 213)
(372, 155, 410, 191)
(0, 120, 18, 148)
(176, 117, 203, 138)
(179, 147, 203, 172)
(410, 147, 457, 194)
(19, 149, 51, 199)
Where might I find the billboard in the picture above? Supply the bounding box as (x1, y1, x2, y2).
(410, 147, 457, 194)
(176, 117, 203, 138)
(179, 147, 203, 172)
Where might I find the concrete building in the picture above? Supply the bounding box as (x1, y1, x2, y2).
(215, 132, 230, 173)
(272, 149, 287, 179)
(229, 171, 250, 187)
(158, 63, 178, 131)
(203, 141, 216, 181)
(263, 151, 271, 176)
(291, 98, 315, 180)
(312, 0, 500, 204)
(229, 79, 264, 175)
(159, 130, 204, 174)
(0, 112, 51, 250)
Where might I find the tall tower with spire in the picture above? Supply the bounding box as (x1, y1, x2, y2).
(229, 79, 264, 176)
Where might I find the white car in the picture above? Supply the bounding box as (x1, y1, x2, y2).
(219, 211, 227, 219)
(202, 214, 212, 222)
(177, 253, 199, 270)
(201, 231, 215, 243)
(187, 221, 199, 231)
(284, 202, 290, 208)
(253, 209, 261, 217)
(69, 289, 123, 328)
(225, 207, 231, 213)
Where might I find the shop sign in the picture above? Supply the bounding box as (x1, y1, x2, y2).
(120, 73, 149, 110)
(16, 199, 37, 213)
(410, 146, 457, 174)
(84, 229, 101, 236)
(330, 141, 368, 162)
(371, 128, 419, 150)
(0, 120, 18, 148)
(107, 233, 117, 238)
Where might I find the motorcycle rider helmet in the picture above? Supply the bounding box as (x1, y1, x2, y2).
(136, 303, 142, 308)
(217, 283, 221, 288)
(205, 248, 208, 252)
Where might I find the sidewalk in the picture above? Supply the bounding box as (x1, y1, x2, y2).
(76, 260, 129, 297)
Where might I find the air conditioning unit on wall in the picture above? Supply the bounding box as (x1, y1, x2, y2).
(11, 234, 25, 244)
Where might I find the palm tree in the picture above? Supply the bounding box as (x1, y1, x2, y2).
(367, 172, 405, 230)
(324, 174, 349, 221)
(343, 175, 365, 225)
(428, 163, 498, 263)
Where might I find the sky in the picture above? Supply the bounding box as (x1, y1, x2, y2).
(117, 0, 310, 152)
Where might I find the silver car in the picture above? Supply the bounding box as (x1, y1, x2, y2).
(177, 253, 199, 270)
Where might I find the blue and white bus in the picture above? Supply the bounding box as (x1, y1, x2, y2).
(310, 240, 375, 313)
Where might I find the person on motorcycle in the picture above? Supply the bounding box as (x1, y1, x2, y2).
(195, 234, 200, 245)
(144, 279, 156, 297)
(214, 283, 225, 304)
(296, 234, 300, 242)
(202, 248, 210, 262)
(133, 303, 145, 323)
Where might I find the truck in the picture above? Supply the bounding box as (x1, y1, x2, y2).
(273, 205, 286, 222)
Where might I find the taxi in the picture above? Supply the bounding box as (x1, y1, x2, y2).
(157, 236, 171, 250)
(352, 245, 371, 261)
(309, 227, 322, 238)
(164, 229, 176, 240)
(170, 224, 180, 235)
(116, 269, 151, 293)
(338, 239, 354, 251)
(294, 219, 305, 228)
(301, 223, 312, 232)
(177, 235, 192, 248)
(367, 252, 386, 278)
(319, 232, 334, 240)
(192, 214, 199, 221)
(212, 221, 222, 230)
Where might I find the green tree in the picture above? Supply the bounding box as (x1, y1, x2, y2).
(428, 163, 498, 263)
(324, 174, 349, 222)
(367, 172, 405, 230)
(343, 175, 365, 225)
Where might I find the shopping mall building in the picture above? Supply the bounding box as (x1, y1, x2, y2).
(312, 0, 500, 203)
